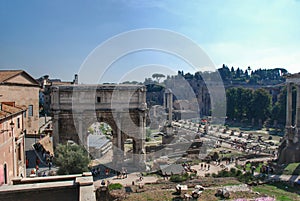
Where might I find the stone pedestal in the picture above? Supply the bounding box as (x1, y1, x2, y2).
(278, 127, 300, 164)
(132, 138, 146, 171)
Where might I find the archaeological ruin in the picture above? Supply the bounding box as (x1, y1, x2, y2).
(278, 73, 300, 163)
(51, 84, 148, 171)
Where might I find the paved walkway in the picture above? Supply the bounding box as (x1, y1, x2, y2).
(257, 173, 300, 183)
(191, 162, 236, 177)
(25, 136, 57, 177)
(94, 172, 159, 188)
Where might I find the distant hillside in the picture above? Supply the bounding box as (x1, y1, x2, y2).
(140, 66, 289, 127)
(218, 64, 287, 87)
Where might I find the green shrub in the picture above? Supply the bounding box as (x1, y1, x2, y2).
(54, 143, 90, 175)
(170, 173, 189, 182)
(236, 169, 242, 176)
(189, 173, 197, 179)
(218, 170, 230, 177)
(108, 183, 123, 190)
(230, 168, 236, 175)
(238, 172, 255, 183)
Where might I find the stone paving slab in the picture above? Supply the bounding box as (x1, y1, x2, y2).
(94, 172, 158, 187)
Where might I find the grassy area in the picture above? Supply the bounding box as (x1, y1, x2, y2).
(123, 189, 185, 201)
(170, 173, 189, 182)
(200, 189, 262, 201)
(108, 183, 123, 190)
(253, 182, 300, 201)
(283, 163, 300, 175)
(274, 163, 300, 175)
(122, 186, 262, 201)
(111, 180, 300, 201)
(226, 126, 282, 141)
(114, 178, 279, 201)
(244, 162, 264, 173)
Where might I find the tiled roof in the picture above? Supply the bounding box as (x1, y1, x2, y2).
(88, 135, 110, 148)
(38, 135, 53, 155)
(0, 103, 26, 120)
(0, 70, 23, 83)
(0, 70, 39, 86)
(159, 164, 185, 175)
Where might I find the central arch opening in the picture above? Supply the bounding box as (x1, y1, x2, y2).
(87, 122, 113, 162)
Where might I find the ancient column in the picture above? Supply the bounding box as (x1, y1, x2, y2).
(296, 85, 300, 128)
(113, 113, 124, 167)
(139, 112, 146, 159)
(51, 86, 60, 147)
(167, 91, 173, 123)
(153, 106, 157, 117)
(78, 115, 86, 147)
(133, 112, 146, 168)
(163, 92, 166, 109)
(117, 121, 121, 149)
(52, 112, 60, 147)
(112, 134, 119, 168)
(164, 89, 172, 121)
(286, 82, 293, 127)
(278, 74, 300, 164)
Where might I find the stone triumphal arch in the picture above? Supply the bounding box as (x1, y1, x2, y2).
(51, 84, 147, 170)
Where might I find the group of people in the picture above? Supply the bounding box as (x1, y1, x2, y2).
(41, 151, 53, 171)
(91, 166, 115, 177)
(116, 168, 128, 179)
(182, 162, 193, 172)
(199, 163, 210, 171)
(260, 164, 274, 174)
(29, 156, 47, 177)
(27, 143, 54, 177)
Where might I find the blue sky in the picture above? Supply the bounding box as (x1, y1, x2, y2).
(1, 0, 300, 83)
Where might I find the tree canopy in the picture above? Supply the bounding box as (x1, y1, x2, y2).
(144, 65, 289, 126)
(226, 87, 272, 125)
(54, 143, 91, 175)
(152, 73, 165, 83)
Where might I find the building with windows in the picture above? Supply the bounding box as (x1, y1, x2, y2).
(0, 70, 40, 135)
(0, 102, 26, 185)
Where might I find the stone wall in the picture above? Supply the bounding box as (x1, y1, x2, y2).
(0, 184, 79, 201)
(0, 173, 95, 201)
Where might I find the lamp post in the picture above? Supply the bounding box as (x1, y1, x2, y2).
(34, 130, 37, 145)
(10, 120, 16, 177)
